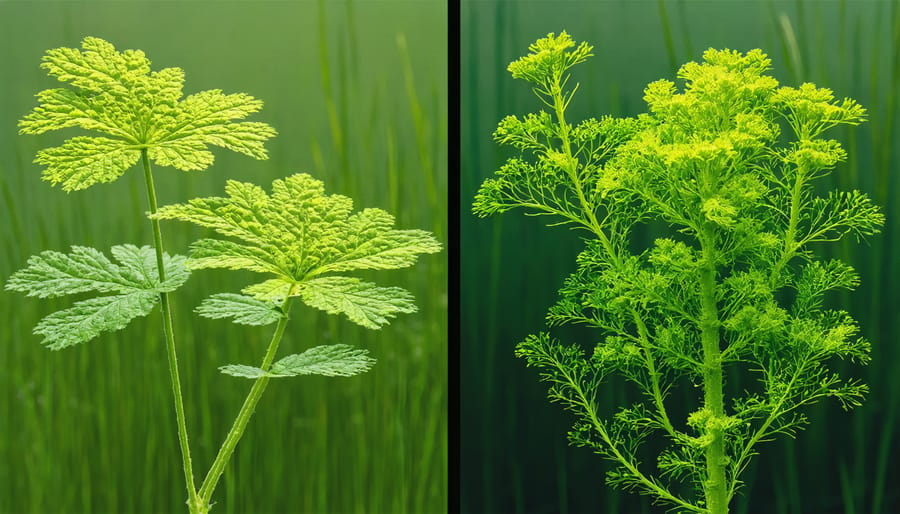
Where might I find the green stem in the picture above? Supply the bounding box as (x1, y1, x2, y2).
(197, 296, 294, 508)
(549, 76, 611, 251)
(140, 149, 200, 512)
(698, 223, 728, 514)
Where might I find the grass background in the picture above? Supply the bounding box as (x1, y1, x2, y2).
(0, 1, 447, 513)
(461, 1, 900, 513)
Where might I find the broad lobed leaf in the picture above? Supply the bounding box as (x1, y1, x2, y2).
(19, 37, 276, 191)
(7, 244, 188, 298)
(6, 245, 190, 349)
(153, 173, 440, 329)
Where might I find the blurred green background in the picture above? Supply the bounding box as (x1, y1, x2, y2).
(0, 1, 446, 513)
(462, 1, 899, 513)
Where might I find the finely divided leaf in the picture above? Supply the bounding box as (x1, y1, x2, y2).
(196, 294, 282, 326)
(19, 37, 276, 191)
(6, 245, 189, 348)
(295, 277, 416, 329)
(219, 344, 376, 379)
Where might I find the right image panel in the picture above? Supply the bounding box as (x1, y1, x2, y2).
(460, 2, 899, 513)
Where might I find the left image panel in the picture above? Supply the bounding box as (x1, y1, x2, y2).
(0, 2, 447, 513)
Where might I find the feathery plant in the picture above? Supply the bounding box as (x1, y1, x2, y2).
(6, 37, 440, 514)
(473, 32, 881, 513)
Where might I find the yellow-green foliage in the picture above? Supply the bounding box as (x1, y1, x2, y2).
(475, 32, 882, 513)
(152, 173, 442, 330)
(19, 36, 276, 191)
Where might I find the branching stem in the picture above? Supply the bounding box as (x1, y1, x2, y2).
(197, 296, 294, 509)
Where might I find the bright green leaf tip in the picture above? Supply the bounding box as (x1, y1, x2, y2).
(18, 36, 277, 192)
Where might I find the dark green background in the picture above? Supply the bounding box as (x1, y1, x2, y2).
(0, 1, 447, 513)
(462, 1, 899, 513)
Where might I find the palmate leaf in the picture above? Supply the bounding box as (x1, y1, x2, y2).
(19, 37, 276, 191)
(152, 173, 441, 329)
(5, 245, 189, 349)
(220, 344, 375, 379)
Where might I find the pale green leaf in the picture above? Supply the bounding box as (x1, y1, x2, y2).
(36, 136, 140, 191)
(269, 344, 375, 377)
(6, 244, 188, 298)
(35, 292, 158, 350)
(187, 239, 278, 274)
(6, 245, 189, 348)
(218, 345, 375, 379)
(196, 293, 282, 326)
(19, 37, 276, 190)
(242, 279, 294, 301)
(219, 364, 269, 379)
(296, 276, 416, 329)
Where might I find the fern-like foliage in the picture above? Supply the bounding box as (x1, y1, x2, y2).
(19, 36, 277, 191)
(6, 245, 189, 349)
(151, 173, 442, 329)
(475, 32, 881, 512)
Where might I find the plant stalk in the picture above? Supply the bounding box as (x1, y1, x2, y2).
(141, 148, 200, 513)
(197, 296, 294, 508)
(698, 222, 728, 514)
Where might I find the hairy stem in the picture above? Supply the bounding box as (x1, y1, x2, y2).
(698, 223, 728, 514)
(141, 149, 200, 513)
(197, 296, 294, 508)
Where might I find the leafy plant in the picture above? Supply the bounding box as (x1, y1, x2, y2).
(473, 32, 881, 513)
(8, 37, 440, 514)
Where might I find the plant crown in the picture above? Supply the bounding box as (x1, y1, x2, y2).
(474, 32, 882, 512)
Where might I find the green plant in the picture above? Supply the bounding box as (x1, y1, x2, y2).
(7, 37, 440, 514)
(473, 32, 881, 513)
